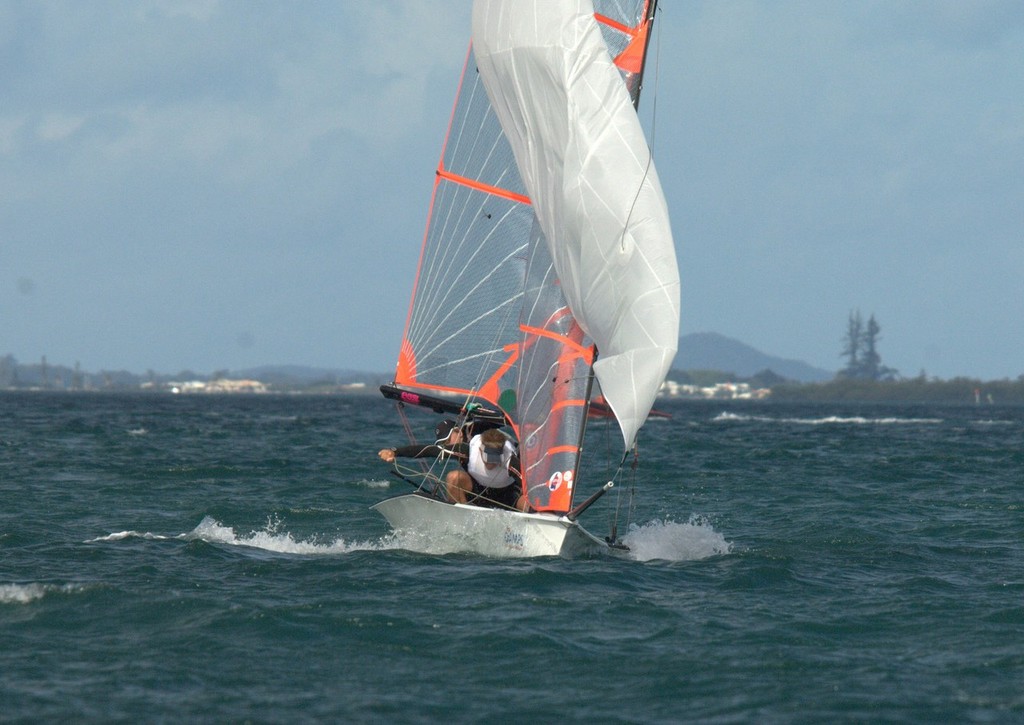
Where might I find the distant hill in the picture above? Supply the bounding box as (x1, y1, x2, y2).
(237, 335, 835, 387)
(674, 332, 833, 383)
(1, 333, 834, 391)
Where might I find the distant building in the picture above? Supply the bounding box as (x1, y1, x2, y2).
(164, 378, 268, 394)
(206, 378, 268, 394)
(659, 379, 771, 400)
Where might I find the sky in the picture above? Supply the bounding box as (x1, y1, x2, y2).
(2, 1, 1023, 381)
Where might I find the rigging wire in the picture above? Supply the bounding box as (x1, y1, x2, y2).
(648, 1, 662, 152)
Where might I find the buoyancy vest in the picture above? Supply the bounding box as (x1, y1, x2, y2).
(466, 434, 516, 489)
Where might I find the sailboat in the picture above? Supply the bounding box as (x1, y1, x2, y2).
(372, 0, 679, 557)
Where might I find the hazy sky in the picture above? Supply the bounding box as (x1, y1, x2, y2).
(3, 1, 1022, 380)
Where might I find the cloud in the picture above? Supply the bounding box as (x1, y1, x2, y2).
(36, 113, 86, 142)
(0, 2, 474, 372)
(2, 2, 467, 175)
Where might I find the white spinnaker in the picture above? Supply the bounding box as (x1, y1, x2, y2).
(472, 0, 680, 449)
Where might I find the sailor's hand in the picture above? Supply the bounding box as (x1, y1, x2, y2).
(378, 448, 396, 463)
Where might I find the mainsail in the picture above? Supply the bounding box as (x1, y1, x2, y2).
(391, 0, 674, 513)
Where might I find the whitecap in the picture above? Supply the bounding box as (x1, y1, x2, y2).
(0, 583, 85, 605)
(714, 412, 943, 426)
(713, 412, 753, 422)
(86, 530, 182, 543)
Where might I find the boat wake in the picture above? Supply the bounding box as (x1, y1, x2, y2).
(621, 516, 732, 562)
(89, 516, 399, 556)
(89, 515, 731, 562)
(186, 516, 385, 555)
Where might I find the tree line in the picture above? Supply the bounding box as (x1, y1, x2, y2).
(839, 310, 897, 381)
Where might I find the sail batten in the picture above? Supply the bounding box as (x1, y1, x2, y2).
(437, 167, 532, 206)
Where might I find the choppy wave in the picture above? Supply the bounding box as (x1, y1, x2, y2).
(622, 516, 733, 562)
(6, 392, 1023, 722)
(713, 412, 943, 425)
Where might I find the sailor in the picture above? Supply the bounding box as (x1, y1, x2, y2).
(379, 422, 529, 512)
(446, 428, 529, 512)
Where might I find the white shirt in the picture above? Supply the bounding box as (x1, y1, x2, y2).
(465, 434, 516, 489)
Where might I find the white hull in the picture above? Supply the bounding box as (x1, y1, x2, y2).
(371, 493, 612, 558)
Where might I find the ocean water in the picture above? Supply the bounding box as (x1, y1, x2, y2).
(1, 392, 1022, 722)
